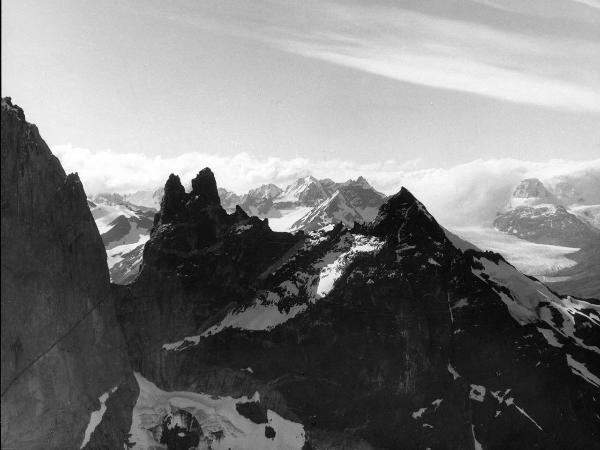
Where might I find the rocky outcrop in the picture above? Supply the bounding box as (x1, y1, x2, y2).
(116, 168, 599, 449)
(1, 98, 134, 449)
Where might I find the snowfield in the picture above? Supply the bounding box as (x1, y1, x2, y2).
(89, 201, 143, 235)
(106, 234, 149, 270)
(268, 207, 312, 232)
(128, 372, 306, 450)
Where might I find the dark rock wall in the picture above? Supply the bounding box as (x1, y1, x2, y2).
(1, 98, 132, 449)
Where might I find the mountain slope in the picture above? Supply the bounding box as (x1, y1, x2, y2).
(1, 98, 135, 449)
(88, 195, 155, 284)
(114, 169, 599, 449)
(290, 190, 363, 231)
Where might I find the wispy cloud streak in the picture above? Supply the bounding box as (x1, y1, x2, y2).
(144, 0, 600, 112)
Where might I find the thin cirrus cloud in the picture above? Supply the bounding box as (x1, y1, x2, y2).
(52, 143, 600, 227)
(271, 3, 600, 112)
(151, 0, 600, 112)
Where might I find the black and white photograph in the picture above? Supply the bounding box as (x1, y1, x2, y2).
(1, 1, 599, 449)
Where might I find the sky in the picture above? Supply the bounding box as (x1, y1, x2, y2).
(2, 0, 600, 208)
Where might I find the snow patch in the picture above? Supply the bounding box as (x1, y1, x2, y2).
(452, 298, 469, 310)
(411, 407, 427, 419)
(536, 327, 563, 348)
(315, 233, 384, 298)
(471, 425, 483, 450)
(447, 363, 461, 380)
(566, 354, 600, 387)
(106, 234, 149, 269)
(268, 207, 313, 232)
(80, 385, 118, 448)
(469, 384, 486, 402)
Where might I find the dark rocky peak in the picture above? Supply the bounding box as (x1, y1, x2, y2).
(190, 167, 220, 207)
(512, 178, 554, 200)
(159, 173, 187, 223)
(369, 187, 444, 243)
(1, 97, 26, 121)
(233, 204, 250, 221)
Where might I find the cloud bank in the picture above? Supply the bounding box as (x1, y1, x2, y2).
(53, 144, 599, 227)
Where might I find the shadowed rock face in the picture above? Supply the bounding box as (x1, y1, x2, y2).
(117, 168, 599, 449)
(1, 98, 134, 449)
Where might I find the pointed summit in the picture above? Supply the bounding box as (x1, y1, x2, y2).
(512, 178, 552, 199)
(508, 178, 556, 209)
(159, 174, 187, 223)
(369, 187, 443, 242)
(190, 167, 220, 207)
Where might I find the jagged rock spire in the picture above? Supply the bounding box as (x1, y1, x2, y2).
(190, 167, 220, 206)
(159, 174, 187, 222)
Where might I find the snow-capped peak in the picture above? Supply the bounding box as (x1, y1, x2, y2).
(247, 183, 283, 200)
(275, 175, 329, 206)
(508, 178, 556, 209)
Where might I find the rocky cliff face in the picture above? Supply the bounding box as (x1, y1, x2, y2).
(1, 98, 135, 449)
(115, 169, 600, 449)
